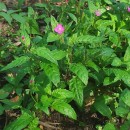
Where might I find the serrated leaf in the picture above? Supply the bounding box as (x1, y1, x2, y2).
(17, 0, 25, 8)
(21, 30, 30, 47)
(68, 33, 78, 46)
(41, 63, 60, 86)
(11, 14, 26, 24)
(0, 12, 12, 25)
(0, 104, 4, 115)
(35, 102, 50, 115)
(0, 89, 9, 99)
(124, 46, 130, 62)
(121, 89, 130, 107)
(104, 123, 117, 130)
(120, 120, 130, 130)
(104, 0, 113, 4)
(109, 32, 119, 47)
(41, 95, 53, 107)
(87, 60, 99, 72)
(52, 100, 77, 120)
(52, 50, 66, 60)
(116, 106, 129, 117)
(34, 3, 48, 9)
(4, 112, 33, 130)
(5, 67, 29, 85)
(1, 99, 21, 109)
(100, 47, 115, 61)
(111, 57, 122, 67)
(88, 0, 98, 13)
(34, 47, 58, 65)
(47, 32, 59, 42)
(1, 56, 30, 71)
(94, 97, 112, 118)
(68, 13, 77, 24)
(103, 77, 117, 86)
(69, 77, 84, 107)
(113, 69, 130, 87)
(51, 15, 58, 31)
(52, 89, 74, 99)
(28, 7, 35, 17)
(77, 35, 104, 45)
(28, 117, 40, 130)
(0, 2, 7, 11)
(29, 19, 40, 34)
(70, 63, 88, 85)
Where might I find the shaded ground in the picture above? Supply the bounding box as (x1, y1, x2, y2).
(0, 108, 107, 130)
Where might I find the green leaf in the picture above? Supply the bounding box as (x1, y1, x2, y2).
(34, 3, 48, 9)
(1, 99, 21, 109)
(28, 7, 35, 17)
(52, 100, 77, 120)
(41, 63, 60, 86)
(4, 112, 33, 130)
(120, 120, 130, 130)
(70, 63, 88, 85)
(1, 56, 30, 71)
(0, 2, 7, 11)
(94, 97, 112, 118)
(27, 117, 40, 130)
(116, 106, 129, 117)
(111, 57, 122, 67)
(34, 47, 58, 65)
(104, 123, 117, 130)
(124, 46, 130, 62)
(11, 14, 26, 24)
(29, 19, 40, 34)
(21, 30, 30, 47)
(88, 0, 98, 13)
(0, 89, 9, 99)
(51, 15, 58, 31)
(112, 69, 130, 87)
(5, 67, 29, 85)
(109, 32, 119, 47)
(35, 102, 50, 115)
(47, 32, 59, 42)
(69, 77, 84, 107)
(100, 47, 115, 61)
(68, 33, 78, 46)
(52, 50, 66, 60)
(0, 104, 4, 115)
(0, 12, 12, 25)
(52, 89, 74, 99)
(104, 0, 113, 4)
(87, 60, 99, 72)
(18, 0, 25, 8)
(77, 35, 104, 45)
(121, 89, 130, 107)
(103, 77, 117, 86)
(41, 95, 53, 107)
(96, 20, 114, 30)
(68, 13, 77, 24)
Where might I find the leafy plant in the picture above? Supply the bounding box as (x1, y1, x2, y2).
(1, 0, 130, 129)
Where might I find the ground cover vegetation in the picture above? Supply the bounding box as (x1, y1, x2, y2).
(0, 0, 130, 129)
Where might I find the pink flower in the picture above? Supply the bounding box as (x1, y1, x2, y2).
(65, 0, 69, 3)
(95, 10, 101, 16)
(29, 80, 34, 84)
(54, 24, 64, 35)
(127, 7, 130, 12)
(21, 36, 25, 41)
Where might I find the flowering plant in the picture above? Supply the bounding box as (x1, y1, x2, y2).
(1, 0, 130, 129)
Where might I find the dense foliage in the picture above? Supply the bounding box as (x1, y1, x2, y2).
(1, 0, 130, 129)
